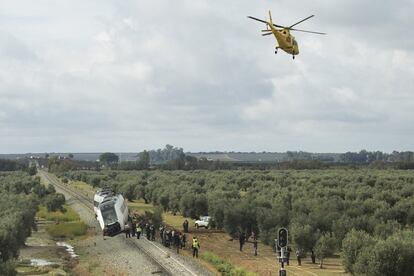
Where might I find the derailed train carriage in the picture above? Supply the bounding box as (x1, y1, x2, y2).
(94, 190, 129, 237)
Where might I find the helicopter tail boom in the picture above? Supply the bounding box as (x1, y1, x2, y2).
(268, 10, 273, 25)
(267, 10, 277, 32)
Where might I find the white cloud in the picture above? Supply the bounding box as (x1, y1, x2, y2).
(0, 0, 413, 153)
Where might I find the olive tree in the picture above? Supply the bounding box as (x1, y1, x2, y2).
(315, 233, 337, 268)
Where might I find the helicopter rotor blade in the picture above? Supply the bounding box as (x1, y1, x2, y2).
(272, 23, 286, 29)
(248, 15, 325, 34)
(289, 28, 326, 35)
(289, 15, 314, 28)
(262, 32, 273, 36)
(247, 16, 267, 24)
(248, 16, 285, 28)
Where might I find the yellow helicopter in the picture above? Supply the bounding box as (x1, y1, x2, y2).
(248, 11, 326, 59)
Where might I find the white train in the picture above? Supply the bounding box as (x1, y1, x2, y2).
(95, 191, 129, 237)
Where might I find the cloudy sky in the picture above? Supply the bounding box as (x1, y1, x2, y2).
(1, 0, 413, 153)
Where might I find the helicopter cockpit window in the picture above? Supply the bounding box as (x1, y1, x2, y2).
(293, 39, 297, 46)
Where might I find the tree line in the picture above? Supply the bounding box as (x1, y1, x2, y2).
(0, 158, 30, 172)
(40, 146, 414, 174)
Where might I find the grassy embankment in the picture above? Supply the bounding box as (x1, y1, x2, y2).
(37, 204, 87, 239)
(201, 251, 256, 276)
(70, 180, 97, 198)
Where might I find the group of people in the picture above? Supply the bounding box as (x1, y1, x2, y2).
(125, 220, 156, 241)
(124, 215, 315, 267)
(238, 231, 259, 256)
(123, 217, 201, 258)
(126, 216, 316, 267)
(159, 226, 187, 253)
(278, 246, 314, 266)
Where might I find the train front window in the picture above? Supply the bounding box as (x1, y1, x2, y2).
(101, 204, 117, 225)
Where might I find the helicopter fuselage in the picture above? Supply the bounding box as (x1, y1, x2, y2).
(269, 26, 299, 55)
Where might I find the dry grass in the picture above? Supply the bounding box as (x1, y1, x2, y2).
(37, 204, 80, 222)
(201, 251, 256, 275)
(183, 232, 349, 276)
(37, 203, 87, 239)
(69, 180, 97, 198)
(128, 200, 197, 230)
(128, 200, 156, 213)
(47, 221, 87, 239)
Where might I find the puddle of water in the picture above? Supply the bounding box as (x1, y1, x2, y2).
(30, 258, 55, 266)
(56, 242, 79, 258)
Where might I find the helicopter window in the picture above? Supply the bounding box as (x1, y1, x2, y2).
(286, 36, 291, 43)
(293, 40, 297, 45)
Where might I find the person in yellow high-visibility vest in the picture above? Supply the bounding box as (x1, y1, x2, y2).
(192, 236, 200, 258)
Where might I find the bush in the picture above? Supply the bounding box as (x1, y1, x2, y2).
(47, 221, 87, 238)
(362, 230, 414, 276)
(27, 165, 37, 176)
(201, 251, 255, 276)
(315, 233, 337, 268)
(44, 193, 65, 212)
(0, 261, 16, 276)
(37, 205, 80, 222)
(342, 229, 414, 276)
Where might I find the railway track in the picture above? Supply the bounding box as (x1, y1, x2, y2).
(40, 171, 94, 212)
(40, 170, 206, 276)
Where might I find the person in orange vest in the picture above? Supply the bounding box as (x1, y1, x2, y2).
(192, 236, 200, 258)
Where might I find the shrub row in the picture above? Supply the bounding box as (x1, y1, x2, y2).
(201, 251, 255, 276)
